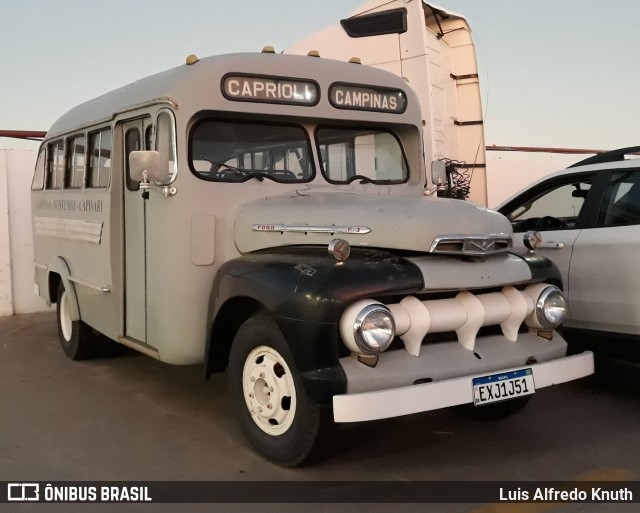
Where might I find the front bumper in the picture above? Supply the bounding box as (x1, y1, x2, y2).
(333, 351, 594, 422)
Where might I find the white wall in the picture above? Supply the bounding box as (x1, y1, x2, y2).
(0, 149, 52, 316)
(0, 151, 13, 315)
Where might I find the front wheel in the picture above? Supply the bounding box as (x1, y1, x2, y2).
(228, 313, 322, 467)
(56, 282, 101, 360)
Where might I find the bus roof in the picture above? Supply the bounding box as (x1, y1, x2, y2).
(46, 52, 422, 139)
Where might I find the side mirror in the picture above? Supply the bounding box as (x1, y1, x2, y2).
(431, 160, 447, 186)
(129, 151, 170, 185)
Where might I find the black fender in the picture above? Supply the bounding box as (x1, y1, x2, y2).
(206, 246, 423, 405)
(512, 252, 564, 290)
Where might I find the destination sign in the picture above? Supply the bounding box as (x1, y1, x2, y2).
(222, 75, 319, 106)
(330, 83, 407, 114)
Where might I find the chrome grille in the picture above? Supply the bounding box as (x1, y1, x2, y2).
(429, 234, 512, 256)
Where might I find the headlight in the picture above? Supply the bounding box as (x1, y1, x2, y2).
(354, 304, 396, 354)
(534, 286, 567, 328)
(340, 300, 396, 355)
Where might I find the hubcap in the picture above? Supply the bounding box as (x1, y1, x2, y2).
(59, 291, 73, 342)
(242, 346, 296, 436)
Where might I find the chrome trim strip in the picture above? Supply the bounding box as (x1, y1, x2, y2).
(68, 275, 111, 293)
(430, 233, 512, 256)
(252, 224, 371, 235)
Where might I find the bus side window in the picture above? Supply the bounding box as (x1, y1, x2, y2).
(157, 111, 177, 182)
(87, 128, 112, 188)
(46, 140, 64, 190)
(125, 127, 141, 191)
(31, 148, 46, 191)
(65, 134, 86, 189)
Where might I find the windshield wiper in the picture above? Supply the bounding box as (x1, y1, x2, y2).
(345, 175, 396, 185)
(213, 162, 264, 181)
(343, 174, 374, 184)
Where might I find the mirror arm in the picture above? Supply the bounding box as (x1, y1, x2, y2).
(139, 171, 177, 198)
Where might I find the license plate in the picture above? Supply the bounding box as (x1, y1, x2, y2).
(472, 368, 535, 406)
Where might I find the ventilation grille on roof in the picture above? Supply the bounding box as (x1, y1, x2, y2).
(340, 8, 408, 38)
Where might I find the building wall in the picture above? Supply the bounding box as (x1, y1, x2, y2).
(0, 149, 52, 315)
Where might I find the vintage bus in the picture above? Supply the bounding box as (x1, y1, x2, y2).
(31, 50, 593, 466)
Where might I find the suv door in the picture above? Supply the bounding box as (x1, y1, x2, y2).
(569, 168, 640, 334)
(499, 172, 598, 322)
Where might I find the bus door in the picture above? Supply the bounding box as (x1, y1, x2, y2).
(123, 117, 153, 342)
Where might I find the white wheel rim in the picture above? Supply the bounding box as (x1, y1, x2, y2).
(60, 290, 73, 342)
(242, 345, 297, 436)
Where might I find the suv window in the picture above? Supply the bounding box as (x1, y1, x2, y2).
(504, 177, 592, 231)
(190, 120, 313, 183)
(599, 170, 640, 227)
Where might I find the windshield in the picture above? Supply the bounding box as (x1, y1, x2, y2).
(190, 120, 314, 183)
(316, 127, 408, 184)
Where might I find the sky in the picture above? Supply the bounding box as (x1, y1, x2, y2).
(1, 0, 639, 153)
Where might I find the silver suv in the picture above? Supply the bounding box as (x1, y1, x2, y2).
(498, 147, 640, 360)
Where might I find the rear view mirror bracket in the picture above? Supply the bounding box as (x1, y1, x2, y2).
(129, 151, 177, 198)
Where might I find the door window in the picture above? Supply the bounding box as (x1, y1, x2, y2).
(503, 177, 592, 231)
(599, 170, 640, 227)
(157, 111, 177, 183)
(125, 127, 142, 191)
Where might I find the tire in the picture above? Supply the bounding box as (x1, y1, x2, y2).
(56, 281, 101, 360)
(455, 396, 531, 421)
(228, 313, 322, 467)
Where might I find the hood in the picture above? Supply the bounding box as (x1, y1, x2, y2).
(234, 191, 512, 255)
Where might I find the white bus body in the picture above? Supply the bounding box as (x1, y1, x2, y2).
(286, 0, 487, 205)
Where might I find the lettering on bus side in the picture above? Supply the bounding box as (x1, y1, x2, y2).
(222, 74, 319, 106)
(32, 198, 104, 213)
(329, 83, 407, 114)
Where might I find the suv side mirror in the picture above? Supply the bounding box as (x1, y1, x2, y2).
(129, 151, 170, 185)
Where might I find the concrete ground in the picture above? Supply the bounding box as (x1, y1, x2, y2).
(1, 312, 639, 513)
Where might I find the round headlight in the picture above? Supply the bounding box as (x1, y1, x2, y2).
(536, 286, 567, 328)
(353, 304, 396, 354)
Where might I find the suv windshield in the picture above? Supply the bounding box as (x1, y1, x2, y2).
(317, 127, 408, 184)
(190, 120, 314, 183)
